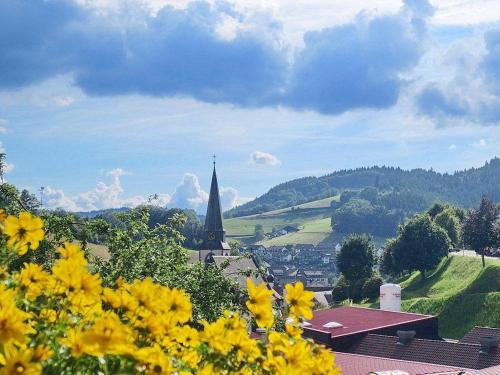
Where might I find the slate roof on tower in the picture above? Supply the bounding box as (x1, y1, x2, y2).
(202, 162, 230, 251)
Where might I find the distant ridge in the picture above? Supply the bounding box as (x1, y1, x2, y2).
(226, 158, 500, 218)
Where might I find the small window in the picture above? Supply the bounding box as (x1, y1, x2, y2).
(322, 321, 343, 329)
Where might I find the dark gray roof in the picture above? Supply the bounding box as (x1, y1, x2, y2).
(460, 327, 500, 345)
(212, 256, 263, 288)
(346, 334, 500, 370)
(203, 166, 229, 250)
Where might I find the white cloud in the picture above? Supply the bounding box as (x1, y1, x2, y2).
(4, 163, 14, 173)
(249, 151, 281, 166)
(43, 186, 80, 212)
(169, 173, 209, 211)
(474, 139, 487, 147)
(44, 168, 154, 211)
(53, 96, 75, 107)
(44, 170, 237, 213)
(448, 144, 456, 150)
(220, 187, 239, 211)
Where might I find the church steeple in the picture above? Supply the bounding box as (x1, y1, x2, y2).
(203, 157, 230, 251)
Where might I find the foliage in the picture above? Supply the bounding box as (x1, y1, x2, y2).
(335, 235, 376, 302)
(331, 198, 403, 237)
(331, 275, 349, 303)
(388, 215, 450, 277)
(254, 224, 265, 242)
(462, 196, 500, 267)
(227, 158, 500, 217)
(433, 208, 461, 247)
(337, 235, 374, 284)
(92, 207, 243, 322)
(0, 211, 340, 374)
(362, 275, 383, 300)
(379, 238, 398, 276)
(80, 206, 205, 250)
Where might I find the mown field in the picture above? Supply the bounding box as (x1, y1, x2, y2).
(225, 195, 344, 246)
(366, 255, 500, 339)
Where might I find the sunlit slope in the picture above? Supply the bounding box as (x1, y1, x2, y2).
(224, 195, 339, 245)
(394, 255, 500, 339)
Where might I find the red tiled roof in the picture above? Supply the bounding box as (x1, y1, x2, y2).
(347, 334, 500, 370)
(334, 352, 469, 375)
(305, 306, 434, 338)
(473, 364, 500, 374)
(460, 327, 500, 345)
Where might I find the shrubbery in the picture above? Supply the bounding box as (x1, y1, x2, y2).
(0, 210, 340, 374)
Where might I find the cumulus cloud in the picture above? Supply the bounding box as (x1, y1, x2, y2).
(44, 169, 237, 213)
(4, 163, 14, 173)
(44, 168, 153, 211)
(0, 0, 434, 115)
(473, 139, 487, 147)
(283, 0, 433, 114)
(415, 29, 500, 125)
(169, 173, 238, 212)
(169, 173, 209, 211)
(249, 151, 281, 166)
(220, 187, 239, 211)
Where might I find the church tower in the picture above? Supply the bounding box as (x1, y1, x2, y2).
(202, 158, 231, 256)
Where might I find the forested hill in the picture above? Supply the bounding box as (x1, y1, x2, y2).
(226, 158, 500, 218)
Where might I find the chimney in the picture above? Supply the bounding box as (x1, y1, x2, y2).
(396, 330, 416, 345)
(479, 336, 500, 354)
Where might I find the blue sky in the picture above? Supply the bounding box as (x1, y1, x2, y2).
(0, 0, 499, 213)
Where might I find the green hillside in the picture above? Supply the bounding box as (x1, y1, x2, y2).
(224, 195, 341, 245)
(373, 255, 500, 339)
(224, 193, 390, 246)
(226, 158, 500, 218)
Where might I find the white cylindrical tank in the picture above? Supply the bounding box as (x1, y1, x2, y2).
(380, 283, 401, 312)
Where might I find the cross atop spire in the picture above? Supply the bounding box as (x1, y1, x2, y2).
(212, 154, 216, 167)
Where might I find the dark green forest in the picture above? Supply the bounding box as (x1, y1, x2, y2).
(226, 158, 500, 218)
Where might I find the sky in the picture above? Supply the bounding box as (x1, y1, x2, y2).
(0, 0, 499, 213)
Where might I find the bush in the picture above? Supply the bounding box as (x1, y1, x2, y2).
(0, 211, 340, 374)
(332, 275, 349, 303)
(362, 274, 383, 300)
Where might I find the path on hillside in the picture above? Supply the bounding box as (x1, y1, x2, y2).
(450, 250, 497, 261)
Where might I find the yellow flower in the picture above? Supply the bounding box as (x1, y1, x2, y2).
(4, 212, 44, 255)
(285, 322, 303, 338)
(174, 325, 200, 348)
(162, 287, 192, 324)
(285, 282, 314, 320)
(81, 311, 136, 357)
(0, 342, 41, 375)
(32, 345, 53, 362)
(135, 345, 172, 375)
(0, 209, 6, 222)
(246, 278, 274, 328)
(0, 304, 35, 344)
(59, 328, 87, 358)
(246, 278, 273, 307)
(16, 263, 49, 300)
(57, 243, 86, 266)
(250, 303, 274, 329)
(39, 309, 57, 323)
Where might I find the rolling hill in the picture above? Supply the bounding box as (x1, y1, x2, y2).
(364, 254, 500, 339)
(226, 158, 500, 218)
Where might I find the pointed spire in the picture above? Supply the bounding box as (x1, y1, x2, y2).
(203, 159, 230, 250)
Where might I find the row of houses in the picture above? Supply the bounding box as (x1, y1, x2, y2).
(241, 243, 342, 289)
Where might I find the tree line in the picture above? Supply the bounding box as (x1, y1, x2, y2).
(226, 158, 500, 217)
